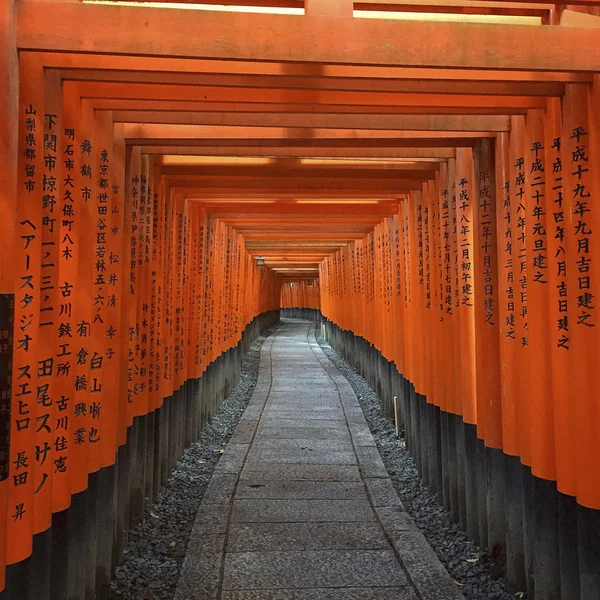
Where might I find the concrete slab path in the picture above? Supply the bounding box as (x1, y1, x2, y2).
(175, 320, 464, 600)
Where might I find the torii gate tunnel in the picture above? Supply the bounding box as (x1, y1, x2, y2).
(1, 0, 600, 598)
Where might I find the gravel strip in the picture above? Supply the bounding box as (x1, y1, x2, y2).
(316, 331, 516, 600)
(109, 325, 278, 600)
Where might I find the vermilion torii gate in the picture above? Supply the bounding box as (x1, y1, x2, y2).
(1, 0, 600, 599)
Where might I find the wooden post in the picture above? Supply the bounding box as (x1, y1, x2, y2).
(0, 2, 18, 591)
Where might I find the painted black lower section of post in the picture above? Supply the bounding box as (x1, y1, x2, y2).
(322, 316, 600, 600)
(0, 309, 280, 600)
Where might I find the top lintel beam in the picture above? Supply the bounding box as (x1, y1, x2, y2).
(17, 1, 600, 72)
(37, 52, 592, 83)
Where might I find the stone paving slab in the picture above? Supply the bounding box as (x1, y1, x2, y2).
(259, 409, 346, 421)
(375, 506, 419, 535)
(355, 447, 389, 478)
(222, 549, 409, 590)
(389, 531, 466, 600)
(214, 443, 250, 473)
(188, 504, 231, 536)
(248, 437, 352, 451)
(258, 417, 346, 429)
(228, 421, 259, 444)
(264, 402, 341, 409)
(364, 477, 405, 507)
(240, 463, 362, 481)
(221, 587, 418, 600)
(175, 534, 224, 600)
(227, 521, 390, 552)
(175, 320, 464, 600)
(231, 498, 376, 523)
(239, 407, 264, 421)
(235, 480, 365, 500)
(221, 588, 419, 600)
(246, 437, 355, 462)
(203, 473, 238, 504)
(348, 422, 377, 446)
(255, 426, 349, 440)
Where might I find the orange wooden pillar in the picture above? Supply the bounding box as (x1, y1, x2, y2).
(214, 220, 225, 363)
(435, 168, 451, 419)
(445, 158, 461, 520)
(430, 176, 444, 413)
(585, 76, 600, 511)
(112, 124, 130, 449)
(543, 98, 576, 499)
(88, 109, 115, 472)
(161, 188, 175, 404)
(32, 70, 62, 534)
(494, 129, 527, 591)
(399, 197, 413, 387)
(494, 132, 518, 457)
(473, 138, 502, 450)
(149, 165, 167, 411)
(172, 192, 186, 396)
(455, 148, 476, 533)
(70, 94, 94, 494)
(136, 154, 152, 420)
(455, 148, 476, 429)
(233, 230, 243, 343)
(507, 114, 533, 591)
(190, 205, 207, 384)
(5, 50, 44, 571)
(429, 173, 445, 496)
(0, 1, 17, 586)
(405, 190, 421, 468)
(473, 138, 502, 550)
(447, 157, 460, 422)
(99, 118, 126, 459)
(203, 217, 216, 386)
(433, 165, 453, 509)
(346, 242, 352, 330)
(383, 217, 394, 363)
(0, 3, 18, 589)
(523, 110, 555, 483)
(561, 84, 600, 512)
(412, 189, 425, 399)
(508, 115, 531, 467)
(124, 145, 141, 426)
(45, 80, 77, 514)
(389, 211, 401, 376)
(422, 180, 435, 487)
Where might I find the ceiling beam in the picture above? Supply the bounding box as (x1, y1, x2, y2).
(76, 81, 547, 109)
(63, 69, 564, 96)
(159, 165, 438, 178)
(17, 1, 600, 71)
(39, 52, 592, 82)
(114, 111, 511, 131)
(142, 146, 456, 158)
(95, 99, 528, 115)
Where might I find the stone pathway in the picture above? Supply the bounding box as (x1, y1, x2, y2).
(175, 320, 464, 600)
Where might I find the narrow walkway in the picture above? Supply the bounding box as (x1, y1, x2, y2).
(175, 320, 464, 600)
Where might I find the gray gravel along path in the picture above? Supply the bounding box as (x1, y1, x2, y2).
(316, 330, 516, 600)
(109, 325, 277, 600)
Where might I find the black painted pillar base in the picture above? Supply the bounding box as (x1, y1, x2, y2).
(0, 310, 279, 600)
(304, 316, 600, 600)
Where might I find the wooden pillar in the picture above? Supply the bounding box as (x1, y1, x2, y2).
(473, 137, 503, 556)
(0, 2, 18, 592)
(0, 0, 17, 291)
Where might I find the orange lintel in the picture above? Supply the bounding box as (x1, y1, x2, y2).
(17, 2, 600, 71)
